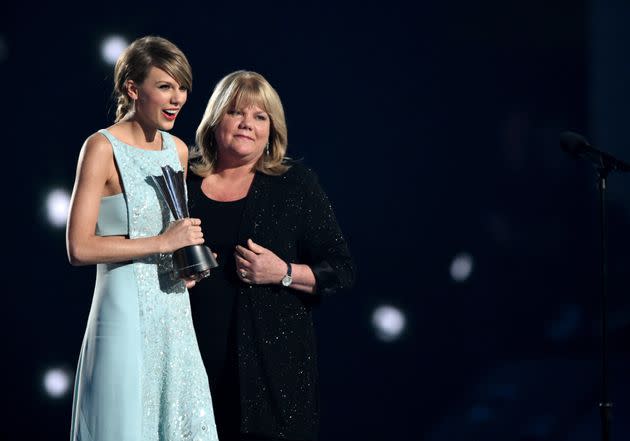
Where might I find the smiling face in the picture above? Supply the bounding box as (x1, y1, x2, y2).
(126, 66, 188, 131)
(214, 102, 271, 163)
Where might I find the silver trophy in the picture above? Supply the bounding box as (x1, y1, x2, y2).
(151, 165, 218, 281)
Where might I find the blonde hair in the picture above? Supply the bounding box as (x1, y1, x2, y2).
(190, 70, 289, 176)
(113, 35, 192, 122)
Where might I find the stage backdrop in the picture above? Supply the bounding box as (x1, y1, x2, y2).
(6, 0, 630, 439)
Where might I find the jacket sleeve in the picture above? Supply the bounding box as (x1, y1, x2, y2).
(298, 167, 355, 295)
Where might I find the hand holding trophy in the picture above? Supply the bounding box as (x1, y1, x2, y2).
(152, 165, 218, 281)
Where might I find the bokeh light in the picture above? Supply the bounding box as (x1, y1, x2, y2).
(43, 367, 72, 398)
(372, 305, 406, 342)
(450, 252, 474, 282)
(46, 188, 71, 228)
(101, 35, 128, 65)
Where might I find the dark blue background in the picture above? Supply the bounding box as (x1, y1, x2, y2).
(7, 0, 630, 439)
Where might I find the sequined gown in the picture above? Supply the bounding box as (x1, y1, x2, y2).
(70, 129, 218, 441)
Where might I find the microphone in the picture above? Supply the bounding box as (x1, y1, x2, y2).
(560, 131, 630, 173)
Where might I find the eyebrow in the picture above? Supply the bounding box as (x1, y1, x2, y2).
(247, 107, 268, 113)
(155, 79, 178, 85)
(230, 106, 268, 114)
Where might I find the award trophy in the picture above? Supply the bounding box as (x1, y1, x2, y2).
(151, 165, 218, 281)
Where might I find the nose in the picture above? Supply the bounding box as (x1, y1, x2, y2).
(172, 88, 187, 105)
(238, 114, 253, 130)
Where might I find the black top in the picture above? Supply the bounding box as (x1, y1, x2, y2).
(188, 195, 246, 441)
(188, 162, 354, 441)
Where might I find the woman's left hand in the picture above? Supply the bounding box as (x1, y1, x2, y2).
(235, 239, 286, 285)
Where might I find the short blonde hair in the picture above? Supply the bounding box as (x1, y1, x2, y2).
(190, 70, 289, 176)
(113, 35, 192, 122)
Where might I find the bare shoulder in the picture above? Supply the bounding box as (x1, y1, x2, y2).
(72, 131, 116, 191)
(80, 131, 114, 160)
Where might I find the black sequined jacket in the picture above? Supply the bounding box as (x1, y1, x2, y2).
(196, 162, 354, 440)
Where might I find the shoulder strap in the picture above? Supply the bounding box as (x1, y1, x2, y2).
(98, 128, 117, 145)
(160, 131, 177, 151)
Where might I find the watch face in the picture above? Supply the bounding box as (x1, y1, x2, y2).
(281, 275, 293, 287)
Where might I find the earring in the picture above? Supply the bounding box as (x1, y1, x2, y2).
(265, 142, 270, 156)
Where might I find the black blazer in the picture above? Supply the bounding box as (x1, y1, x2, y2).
(189, 162, 354, 440)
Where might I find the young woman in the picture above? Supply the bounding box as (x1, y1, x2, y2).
(66, 36, 218, 441)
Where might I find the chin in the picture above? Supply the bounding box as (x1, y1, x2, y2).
(237, 150, 261, 160)
(231, 144, 260, 155)
(158, 120, 176, 131)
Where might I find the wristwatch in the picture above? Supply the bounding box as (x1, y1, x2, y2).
(281, 262, 293, 287)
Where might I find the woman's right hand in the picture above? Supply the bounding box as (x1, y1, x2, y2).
(160, 218, 204, 253)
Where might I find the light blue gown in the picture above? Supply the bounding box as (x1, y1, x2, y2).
(70, 129, 218, 441)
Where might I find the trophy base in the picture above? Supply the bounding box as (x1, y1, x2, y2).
(173, 244, 219, 281)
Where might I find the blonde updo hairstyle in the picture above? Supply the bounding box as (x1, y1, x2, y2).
(190, 70, 289, 176)
(113, 35, 192, 122)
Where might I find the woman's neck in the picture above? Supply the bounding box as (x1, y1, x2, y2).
(117, 115, 161, 149)
(214, 157, 257, 179)
(202, 166, 255, 202)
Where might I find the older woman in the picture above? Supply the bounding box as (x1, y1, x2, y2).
(187, 70, 354, 441)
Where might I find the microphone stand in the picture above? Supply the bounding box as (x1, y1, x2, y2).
(559, 132, 626, 441)
(596, 165, 612, 441)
